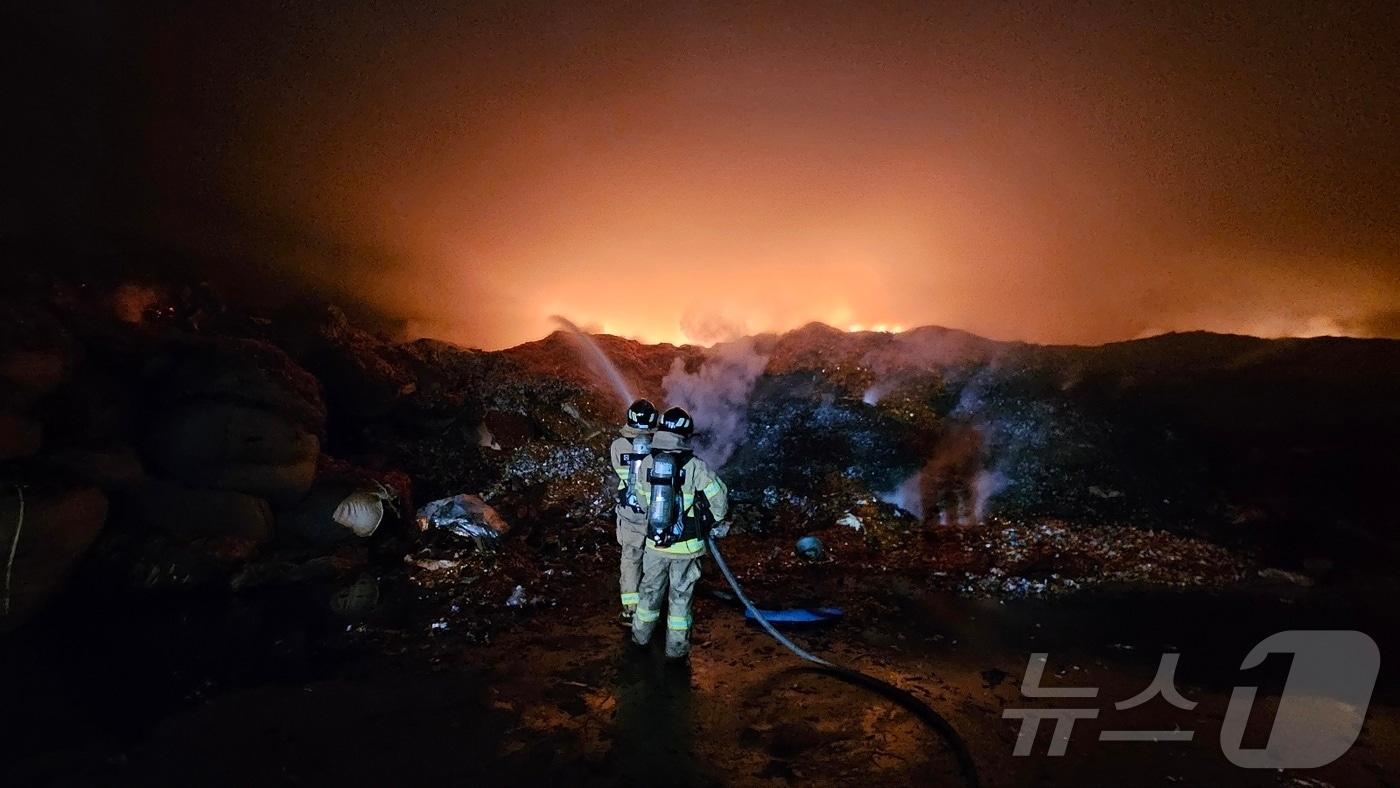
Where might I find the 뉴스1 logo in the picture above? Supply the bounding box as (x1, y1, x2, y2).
(1003, 629, 1379, 768)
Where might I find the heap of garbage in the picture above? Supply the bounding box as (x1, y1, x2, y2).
(0, 280, 416, 631)
(5, 263, 1398, 638)
(939, 520, 1252, 596)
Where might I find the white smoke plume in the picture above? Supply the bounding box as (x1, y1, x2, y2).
(878, 472, 924, 520)
(880, 423, 1005, 525)
(861, 372, 917, 405)
(971, 469, 1007, 521)
(662, 337, 768, 468)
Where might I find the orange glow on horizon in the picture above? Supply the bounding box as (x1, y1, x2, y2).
(127, 4, 1400, 350)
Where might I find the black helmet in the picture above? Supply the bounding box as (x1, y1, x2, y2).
(626, 399, 659, 430)
(658, 406, 694, 438)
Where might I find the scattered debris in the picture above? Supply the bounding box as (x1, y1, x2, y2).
(795, 535, 824, 560)
(943, 521, 1251, 596)
(505, 585, 526, 607)
(837, 512, 863, 531)
(408, 557, 462, 573)
(402, 552, 474, 588)
(476, 423, 501, 450)
(332, 482, 397, 538)
(417, 494, 510, 550)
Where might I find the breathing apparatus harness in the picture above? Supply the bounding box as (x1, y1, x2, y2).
(618, 398, 660, 514)
(645, 448, 696, 547)
(619, 433, 651, 514)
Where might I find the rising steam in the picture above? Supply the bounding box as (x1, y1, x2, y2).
(971, 469, 1007, 521)
(662, 338, 769, 468)
(878, 473, 924, 520)
(873, 362, 1012, 524)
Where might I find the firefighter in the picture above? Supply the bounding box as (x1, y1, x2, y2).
(611, 399, 659, 625)
(631, 406, 730, 660)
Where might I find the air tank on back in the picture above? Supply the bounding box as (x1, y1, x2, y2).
(647, 451, 680, 544)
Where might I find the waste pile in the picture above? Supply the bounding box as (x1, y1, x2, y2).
(418, 494, 510, 546)
(0, 280, 411, 632)
(700, 510, 1256, 607)
(4, 264, 1396, 641)
(937, 519, 1252, 596)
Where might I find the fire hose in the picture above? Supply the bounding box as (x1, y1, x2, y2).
(706, 533, 981, 788)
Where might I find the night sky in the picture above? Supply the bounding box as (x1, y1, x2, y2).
(9, 1, 1399, 348)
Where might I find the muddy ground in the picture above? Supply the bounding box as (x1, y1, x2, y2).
(3, 523, 1397, 788)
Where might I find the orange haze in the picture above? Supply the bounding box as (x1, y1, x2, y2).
(29, 3, 1399, 348)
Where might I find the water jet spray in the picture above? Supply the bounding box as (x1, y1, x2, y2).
(549, 316, 635, 406)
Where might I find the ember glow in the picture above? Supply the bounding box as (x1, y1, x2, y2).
(13, 2, 1400, 348)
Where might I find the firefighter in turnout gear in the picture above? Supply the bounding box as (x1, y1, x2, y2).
(611, 399, 659, 626)
(631, 406, 730, 659)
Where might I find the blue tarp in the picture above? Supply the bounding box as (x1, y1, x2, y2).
(743, 606, 843, 625)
